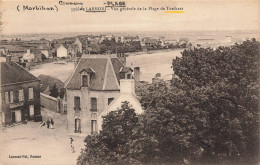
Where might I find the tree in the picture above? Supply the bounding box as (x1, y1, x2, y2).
(137, 82, 209, 164)
(77, 101, 140, 165)
(136, 39, 259, 164)
(77, 40, 259, 165)
(171, 39, 259, 163)
(50, 84, 59, 98)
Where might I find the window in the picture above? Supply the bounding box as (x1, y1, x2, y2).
(82, 75, 89, 87)
(10, 91, 13, 103)
(91, 120, 97, 134)
(19, 89, 24, 101)
(74, 96, 81, 110)
(127, 73, 131, 79)
(91, 98, 97, 111)
(75, 118, 81, 133)
(2, 112, 5, 123)
(108, 98, 114, 105)
(5, 92, 9, 103)
(29, 88, 33, 99)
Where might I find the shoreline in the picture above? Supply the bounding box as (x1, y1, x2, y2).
(126, 48, 185, 57)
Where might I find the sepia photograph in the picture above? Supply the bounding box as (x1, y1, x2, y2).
(0, 0, 259, 165)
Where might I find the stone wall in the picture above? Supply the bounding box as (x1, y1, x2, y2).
(40, 93, 62, 113)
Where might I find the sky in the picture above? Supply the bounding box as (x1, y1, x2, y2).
(0, 0, 259, 34)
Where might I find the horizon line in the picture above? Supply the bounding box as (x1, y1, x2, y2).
(1, 29, 259, 36)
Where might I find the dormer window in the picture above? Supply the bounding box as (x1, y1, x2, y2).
(119, 67, 133, 79)
(127, 73, 132, 79)
(80, 68, 95, 87)
(82, 75, 89, 87)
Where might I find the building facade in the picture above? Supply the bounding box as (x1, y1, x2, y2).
(1, 56, 42, 126)
(57, 45, 68, 58)
(65, 55, 133, 135)
(97, 79, 144, 132)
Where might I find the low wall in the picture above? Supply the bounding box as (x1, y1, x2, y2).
(40, 93, 60, 113)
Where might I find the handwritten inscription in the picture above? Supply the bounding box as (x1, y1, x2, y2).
(23, 5, 54, 11)
(59, 1, 83, 5)
(17, 5, 58, 12)
(16, 1, 183, 13)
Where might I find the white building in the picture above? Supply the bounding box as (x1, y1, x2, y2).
(97, 79, 144, 132)
(57, 45, 68, 58)
(22, 49, 35, 63)
(40, 50, 49, 58)
(225, 36, 233, 43)
(74, 38, 82, 53)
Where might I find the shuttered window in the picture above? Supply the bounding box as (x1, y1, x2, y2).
(19, 89, 24, 101)
(5, 92, 9, 103)
(74, 96, 81, 110)
(91, 98, 97, 111)
(91, 120, 97, 134)
(29, 88, 33, 99)
(10, 91, 13, 103)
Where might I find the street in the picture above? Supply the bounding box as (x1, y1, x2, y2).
(1, 108, 85, 165)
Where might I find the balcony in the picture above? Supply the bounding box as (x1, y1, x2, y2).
(9, 102, 24, 109)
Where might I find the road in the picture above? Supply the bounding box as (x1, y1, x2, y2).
(1, 109, 85, 165)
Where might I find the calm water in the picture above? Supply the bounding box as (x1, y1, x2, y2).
(126, 49, 183, 82)
(29, 49, 183, 83)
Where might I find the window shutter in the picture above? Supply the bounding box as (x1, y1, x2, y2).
(29, 88, 33, 99)
(10, 91, 13, 103)
(5, 92, 9, 103)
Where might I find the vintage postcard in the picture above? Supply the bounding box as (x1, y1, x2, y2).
(0, 0, 259, 165)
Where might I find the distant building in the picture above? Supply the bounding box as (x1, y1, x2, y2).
(21, 49, 35, 67)
(142, 37, 159, 47)
(179, 38, 189, 42)
(225, 36, 233, 43)
(57, 45, 68, 58)
(1, 55, 42, 127)
(74, 38, 83, 53)
(40, 50, 49, 58)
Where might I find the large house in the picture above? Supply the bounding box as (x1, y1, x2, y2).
(65, 54, 139, 135)
(1, 55, 42, 127)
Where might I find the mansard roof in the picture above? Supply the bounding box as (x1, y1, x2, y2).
(65, 55, 124, 91)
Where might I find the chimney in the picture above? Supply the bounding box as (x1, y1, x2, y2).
(27, 49, 30, 54)
(6, 55, 12, 63)
(120, 79, 135, 95)
(155, 73, 161, 78)
(134, 67, 140, 82)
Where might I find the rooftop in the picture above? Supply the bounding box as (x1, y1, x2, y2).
(65, 55, 124, 91)
(1, 60, 39, 86)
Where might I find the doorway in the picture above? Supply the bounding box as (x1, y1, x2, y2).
(91, 120, 97, 134)
(75, 118, 81, 133)
(29, 105, 34, 117)
(12, 110, 22, 123)
(12, 111, 15, 123)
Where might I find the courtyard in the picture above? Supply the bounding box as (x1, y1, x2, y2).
(1, 109, 86, 165)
